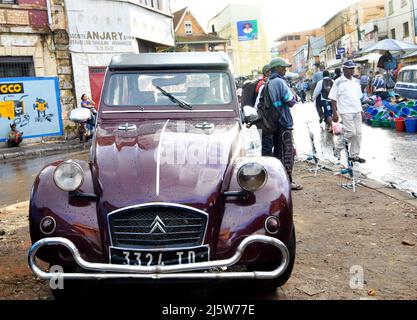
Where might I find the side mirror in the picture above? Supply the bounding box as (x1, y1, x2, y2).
(242, 105, 259, 123)
(69, 108, 92, 123)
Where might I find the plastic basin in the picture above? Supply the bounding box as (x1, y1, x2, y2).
(400, 107, 412, 117)
(395, 118, 405, 132)
(381, 119, 391, 128)
(375, 111, 385, 120)
(371, 119, 381, 127)
(405, 117, 417, 133)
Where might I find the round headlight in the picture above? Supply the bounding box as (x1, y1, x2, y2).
(53, 160, 84, 192)
(237, 163, 268, 192)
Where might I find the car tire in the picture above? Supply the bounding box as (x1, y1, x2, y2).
(246, 225, 296, 291)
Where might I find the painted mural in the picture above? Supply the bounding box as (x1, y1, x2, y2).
(0, 77, 63, 142)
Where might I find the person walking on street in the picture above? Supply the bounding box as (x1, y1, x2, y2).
(333, 68, 342, 81)
(312, 64, 325, 124)
(329, 60, 366, 164)
(360, 73, 370, 94)
(256, 65, 271, 95)
(372, 71, 387, 99)
(296, 80, 306, 103)
(312, 70, 334, 132)
(263, 58, 303, 191)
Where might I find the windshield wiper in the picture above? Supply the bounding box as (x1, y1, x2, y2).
(155, 86, 193, 110)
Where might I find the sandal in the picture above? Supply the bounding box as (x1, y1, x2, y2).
(291, 182, 304, 191)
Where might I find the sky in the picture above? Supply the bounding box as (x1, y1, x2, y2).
(171, 0, 359, 46)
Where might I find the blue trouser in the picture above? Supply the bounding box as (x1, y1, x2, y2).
(86, 115, 96, 132)
(315, 95, 324, 121)
(322, 99, 333, 119)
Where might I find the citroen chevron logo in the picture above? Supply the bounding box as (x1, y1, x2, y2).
(149, 216, 166, 234)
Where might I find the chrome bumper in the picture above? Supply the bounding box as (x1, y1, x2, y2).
(28, 235, 289, 280)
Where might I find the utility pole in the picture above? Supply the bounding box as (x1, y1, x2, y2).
(356, 6, 361, 52)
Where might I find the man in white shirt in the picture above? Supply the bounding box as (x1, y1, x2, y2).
(328, 60, 366, 164)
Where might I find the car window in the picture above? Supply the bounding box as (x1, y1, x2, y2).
(104, 72, 233, 107)
(403, 70, 413, 83)
(412, 71, 417, 84)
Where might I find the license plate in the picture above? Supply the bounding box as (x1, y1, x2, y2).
(109, 246, 210, 266)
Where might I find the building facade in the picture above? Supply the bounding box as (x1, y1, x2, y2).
(0, 0, 175, 144)
(173, 7, 227, 52)
(385, 0, 416, 43)
(323, 0, 385, 69)
(0, 0, 76, 143)
(209, 4, 270, 77)
(359, 18, 389, 51)
(306, 36, 326, 76)
(293, 45, 308, 76)
(66, 0, 175, 107)
(274, 28, 324, 72)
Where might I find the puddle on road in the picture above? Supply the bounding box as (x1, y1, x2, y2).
(292, 103, 417, 196)
(0, 151, 88, 207)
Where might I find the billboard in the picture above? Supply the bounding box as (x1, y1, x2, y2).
(0, 77, 63, 142)
(237, 20, 259, 41)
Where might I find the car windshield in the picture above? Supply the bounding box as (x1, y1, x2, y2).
(104, 72, 233, 107)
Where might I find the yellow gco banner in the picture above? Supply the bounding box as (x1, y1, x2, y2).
(0, 83, 24, 95)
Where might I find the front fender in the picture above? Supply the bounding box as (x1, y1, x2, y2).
(217, 156, 292, 263)
(29, 160, 103, 265)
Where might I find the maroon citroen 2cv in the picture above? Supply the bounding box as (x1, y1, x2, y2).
(28, 53, 295, 296)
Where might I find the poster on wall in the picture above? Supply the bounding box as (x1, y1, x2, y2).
(0, 77, 63, 142)
(237, 20, 259, 41)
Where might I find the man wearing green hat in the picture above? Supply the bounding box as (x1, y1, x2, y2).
(262, 57, 303, 190)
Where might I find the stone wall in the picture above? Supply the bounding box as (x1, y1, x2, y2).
(50, 0, 76, 131)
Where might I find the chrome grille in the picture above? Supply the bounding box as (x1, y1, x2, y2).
(108, 204, 208, 249)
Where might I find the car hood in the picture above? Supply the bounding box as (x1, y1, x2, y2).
(94, 118, 241, 210)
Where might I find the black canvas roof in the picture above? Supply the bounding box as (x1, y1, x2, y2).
(109, 52, 231, 71)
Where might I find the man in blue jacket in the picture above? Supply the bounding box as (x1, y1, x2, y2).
(263, 57, 303, 191)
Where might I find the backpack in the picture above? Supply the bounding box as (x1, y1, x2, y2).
(321, 78, 333, 100)
(241, 80, 260, 107)
(254, 82, 281, 135)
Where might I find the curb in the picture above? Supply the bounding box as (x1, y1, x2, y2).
(0, 141, 91, 163)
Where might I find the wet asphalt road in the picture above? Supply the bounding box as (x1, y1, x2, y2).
(0, 151, 88, 207)
(0, 105, 416, 207)
(292, 101, 417, 196)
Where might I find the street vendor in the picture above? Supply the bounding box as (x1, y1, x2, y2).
(7, 124, 23, 148)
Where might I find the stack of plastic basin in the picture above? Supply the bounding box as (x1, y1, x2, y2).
(400, 107, 412, 117)
(395, 118, 406, 132)
(367, 107, 379, 118)
(407, 101, 416, 108)
(371, 119, 381, 127)
(405, 118, 417, 133)
(375, 111, 386, 120)
(381, 119, 391, 128)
